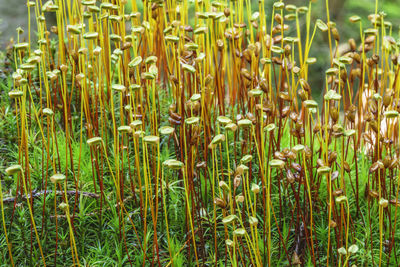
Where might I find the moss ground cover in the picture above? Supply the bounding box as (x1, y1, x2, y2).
(1, 0, 400, 266)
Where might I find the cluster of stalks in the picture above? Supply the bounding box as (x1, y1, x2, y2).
(3, 0, 400, 266)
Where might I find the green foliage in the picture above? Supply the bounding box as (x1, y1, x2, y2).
(2, 0, 400, 266)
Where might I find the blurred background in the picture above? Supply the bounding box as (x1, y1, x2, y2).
(1, 0, 399, 99)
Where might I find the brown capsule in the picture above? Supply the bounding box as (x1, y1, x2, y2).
(264, 34, 272, 48)
(348, 38, 356, 51)
(289, 112, 298, 122)
(233, 176, 241, 188)
(350, 68, 361, 80)
(224, 31, 232, 40)
(121, 42, 132, 50)
(169, 111, 182, 121)
(333, 188, 343, 197)
(85, 123, 93, 131)
(272, 27, 280, 36)
(235, 31, 244, 41)
(51, 26, 58, 34)
(182, 50, 193, 59)
(264, 102, 274, 114)
(382, 138, 392, 146)
(369, 120, 379, 133)
(236, 194, 245, 203)
(171, 20, 181, 28)
(364, 112, 373, 122)
(281, 106, 291, 118)
(243, 49, 251, 62)
(170, 75, 179, 85)
(286, 169, 295, 184)
(365, 43, 375, 52)
(274, 151, 286, 161)
(168, 117, 181, 126)
(205, 74, 214, 86)
(282, 148, 290, 156)
(190, 132, 199, 145)
(353, 53, 361, 63)
(286, 60, 293, 71)
(272, 57, 282, 65)
(317, 158, 325, 168)
(286, 151, 296, 160)
(295, 120, 303, 131)
(290, 128, 299, 138)
(391, 54, 398, 65)
(292, 66, 300, 75)
(340, 70, 348, 81)
(345, 104, 357, 122)
(329, 220, 337, 228)
(369, 160, 384, 173)
(169, 103, 176, 113)
(256, 104, 269, 113)
(313, 123, 321, 134)
(331, 171, 339, 181)
(343, 161, 351, 173)
(291, 253, 301, 265)
(383, 156, 392, 168)
(224, 8, 230, 17)
(217, 39, 224, 51)
(383, 91, 392, 107)
(332, 28, 340, 41)
(328, 151, 337, 165)
(254, 42, 261, 57)
(368, 189, 379, 199)
(259, 79, 268, 92)
(362, 133, 373, 146)
(234, 166, 244, 177)
(69, 49, 78, 62)
(330, 108, 339, 122)
(366, 58, 375, 67)
(60, 64, 68, 73)
(333, 78, 340, 86)
(236, 114, 244, 121)
(246, 112, 256, 124)
(298, 127, 305, 138)
(184, 25, 193, 32)
(299, 79, 311, 93)
(274, 13, 283, 24)
(385, 35, 396, 45)
(298, 89, 307, 101)
(273, 35, 282, 44)
(243, 79, 252, 90)
(234, 23, 247, 29)
(332, 129, 343, 138)
(241, 68, 251, 80)
(304, 146, 312, 159)
(151, 3, 159, 12)
(214, 198, 226, 209)
(372, 54, 380, 64)
(284, 44, 291, 57)
(291, 162, 302, 172)
(370, 99, 379, 114)
(196, 161, 207, 168)
(185, 100, 200, 114)
(276, 24, 289, 32)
